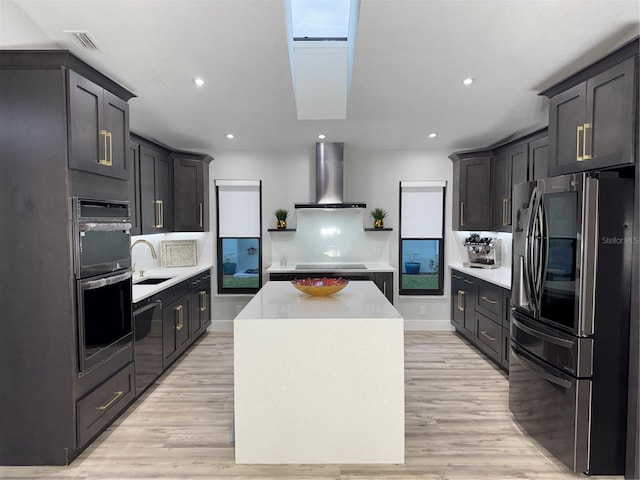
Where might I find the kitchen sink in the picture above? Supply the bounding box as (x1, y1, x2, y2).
(134, 277, 173, 285)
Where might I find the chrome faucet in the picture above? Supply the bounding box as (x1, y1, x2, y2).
(130, 239, 158, 276)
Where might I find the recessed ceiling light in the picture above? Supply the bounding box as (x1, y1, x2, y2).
(226, 133, 234, 139)
(318, 134, 327, 139)
(462, 78, 474, 86)
(428, 132, 437, 138)
(194, 77, 205, 87)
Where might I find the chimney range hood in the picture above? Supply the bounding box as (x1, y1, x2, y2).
(295, 142, 366, 209)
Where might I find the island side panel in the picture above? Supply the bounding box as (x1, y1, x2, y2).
(234, 315, 405, 464)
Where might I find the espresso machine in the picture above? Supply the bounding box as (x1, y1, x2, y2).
(463, 233, 501, 269)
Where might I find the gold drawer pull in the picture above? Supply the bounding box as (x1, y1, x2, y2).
(98, 130, 109, 165)
(457, 290, 465, 311)
(199, 290, 207, 312)
(97, 390, 123, 410)
(463, 278, 474, 285)
(460, 202, 465, 226)
(576, 125, 584, 161)
(480, 330, 497, 342)
(175, 305, 184, 330)
(199, 203, 203, 228)
(452, 274, 462, 280)
(583, 123, 592, 160)
(481, 296, 498, 305)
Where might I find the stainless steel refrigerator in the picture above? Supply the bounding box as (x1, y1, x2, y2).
(509, 171, 634, 475)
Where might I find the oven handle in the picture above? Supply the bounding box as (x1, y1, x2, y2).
(81, 271, 132, 291)
(79, 222, 132, 232)
(511, 346, 572, 390)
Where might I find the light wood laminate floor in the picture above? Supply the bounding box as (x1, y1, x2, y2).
(0, 332, 624, 479)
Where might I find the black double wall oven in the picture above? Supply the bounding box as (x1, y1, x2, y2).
(73, 198, 133, 373)
(509, 172, 634, 475)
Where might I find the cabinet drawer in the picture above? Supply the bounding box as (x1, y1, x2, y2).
(475, 312, 502, 363)
(476, 281, 503, 319)
(76, 363, 135, 447)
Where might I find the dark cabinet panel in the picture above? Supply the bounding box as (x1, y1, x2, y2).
(163, 297, 189, 368)
(127, 140, 141, 236)
(451, 269, 510, 372)
(546, 54, 637, 175)
(68, 70, 130, 180)
(509, 143, 529, 187)
(491, 149, 510, 232)
(453, 156, 491, 231)
(139, 144, 173, 233)
(173, 153, 212, 232)
(528, 135, 549, 181)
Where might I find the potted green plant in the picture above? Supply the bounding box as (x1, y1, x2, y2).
(222, 254, 237, 275)
(404, 253, 420, 274)
(274, 209, 289, 229)
(370, 208, 389, 229)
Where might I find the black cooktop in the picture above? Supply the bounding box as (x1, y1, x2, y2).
(295, 263, 367, 270)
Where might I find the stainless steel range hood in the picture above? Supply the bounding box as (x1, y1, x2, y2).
(295, 142, 366, 209)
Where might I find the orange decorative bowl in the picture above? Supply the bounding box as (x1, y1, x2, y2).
(291, 277, 349, 296)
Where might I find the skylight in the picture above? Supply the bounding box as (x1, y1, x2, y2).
(290, 0, 351, 40)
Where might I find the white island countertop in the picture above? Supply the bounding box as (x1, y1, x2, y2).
(234, 281, 405, 464)
(448, 263, 512, 290)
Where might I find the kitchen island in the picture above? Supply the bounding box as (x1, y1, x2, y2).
(234, 281, 405, 464)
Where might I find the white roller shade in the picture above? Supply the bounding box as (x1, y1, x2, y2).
(401, 181, 446, 238)
(217, 180, 261, 237)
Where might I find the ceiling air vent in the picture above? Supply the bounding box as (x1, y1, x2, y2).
(64, 30, 103, 51)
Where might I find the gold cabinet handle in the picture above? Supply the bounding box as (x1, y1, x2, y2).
(199, 203, 203, 228)
(452, 274, 462, 280)
(107, 131, 113, 166)
(97, 390, 123, 410)
(481, 295, 498, 305)
(458, 290, 465, 311)
(502, 198, 509, 226)
(463, 278, 474, 285)
(583, 123, 591, 160)
(175, 305, 183, 330)
(460, 202, 465, 226)
(98, 129, 109, 165)
(199, 290, 207, 312)
(480, 330, 497, 342)
(576, 125, 584, 161)
(154, 200, 164, 228)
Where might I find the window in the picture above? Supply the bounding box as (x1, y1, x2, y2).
(216, 180, 262, 294)
(289, 0, 351, 39)
(399, 181, 446, 295)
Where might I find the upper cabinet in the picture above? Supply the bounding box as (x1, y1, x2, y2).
(451, 152, 491, 231)
(541, 38, 638, 176)
(129, 134, 213, 234)
(451, 129, 547, 232)
(138, 140, 174, 234)
(173, 152, 213, 232)
(68, 70, 130, 180)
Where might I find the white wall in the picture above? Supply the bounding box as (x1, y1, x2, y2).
(209, 147, 465, 330)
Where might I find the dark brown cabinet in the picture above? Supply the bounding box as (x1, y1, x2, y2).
(173, 153, 213, 232)
(528, 135, 549, 181)
(451, 153, 491, 231)
(68, 70, 130, 181)
(139, 141, 173, 234)
(451, 269, 510, 372)
(189, 270, 212, 338)
(491, 149, 511, 232)
(127, 139, 142, 236)
(162, 294, 191, 368)
(450, 271, 476, 340)
(543, 40, 637, 176)
(0, 51, 134, 465)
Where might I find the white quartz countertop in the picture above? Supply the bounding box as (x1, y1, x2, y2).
(132, 264, 212, 303)
(448, 263, 512, 290)
(266, 263, 395, 273)
(236, 281, 401, 320)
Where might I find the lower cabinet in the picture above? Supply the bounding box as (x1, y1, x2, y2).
(269, 271, 393, 304)
(76, 363, 135, 447)
(450, 269, 510, 371)
(161, 270, 211, 369)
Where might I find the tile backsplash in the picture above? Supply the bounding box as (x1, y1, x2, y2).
(269, 209, 390, 266)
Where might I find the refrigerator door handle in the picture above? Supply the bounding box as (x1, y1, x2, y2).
(579, 177, 598, 336)
(511, 346, 572, 390)
(523, 187, 538, 313)
(512, 317, 574, 349)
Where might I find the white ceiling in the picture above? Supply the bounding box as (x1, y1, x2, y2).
(1, 0, 639, 153)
